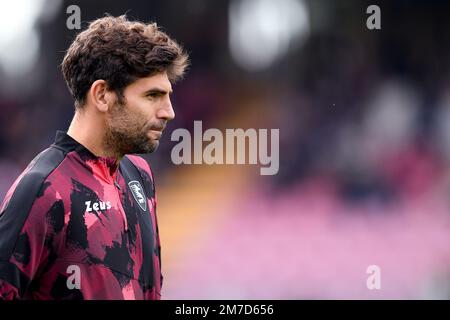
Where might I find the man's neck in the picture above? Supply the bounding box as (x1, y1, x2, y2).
(67, 109, 117, 160)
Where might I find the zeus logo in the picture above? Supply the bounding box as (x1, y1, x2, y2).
(128, 181, 147, 211)
(85, 200, 112, 212)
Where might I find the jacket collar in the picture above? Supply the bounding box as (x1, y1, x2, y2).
(52, 130, 119, 182)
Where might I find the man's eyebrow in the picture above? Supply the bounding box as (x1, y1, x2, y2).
(144, 87, 173, 95)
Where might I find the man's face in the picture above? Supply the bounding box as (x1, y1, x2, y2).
(105, 71, 175, 157)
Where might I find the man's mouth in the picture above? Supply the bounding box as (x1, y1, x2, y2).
(148, 123, 166, 139)
(148, 129, 163, 139)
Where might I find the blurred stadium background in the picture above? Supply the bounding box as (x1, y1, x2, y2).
(1, 0, 450, 299)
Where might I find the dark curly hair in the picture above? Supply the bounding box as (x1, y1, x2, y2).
(61, 15, 189, 108)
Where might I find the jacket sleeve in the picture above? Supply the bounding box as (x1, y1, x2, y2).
(0, 178, 62, 300)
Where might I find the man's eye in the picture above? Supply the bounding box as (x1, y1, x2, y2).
(147, 93, 159, 99)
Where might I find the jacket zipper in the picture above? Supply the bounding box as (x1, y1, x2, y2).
(114, 178, 129, 232)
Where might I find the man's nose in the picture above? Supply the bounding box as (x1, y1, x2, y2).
(156, 97, 175, 121)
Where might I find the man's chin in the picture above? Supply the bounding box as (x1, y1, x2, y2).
(140, 140, 159, 154)
(148, 140, 159, 153)
(121, 139, 159, 155)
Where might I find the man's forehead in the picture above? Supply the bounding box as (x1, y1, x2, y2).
(133, 72, 173, 92)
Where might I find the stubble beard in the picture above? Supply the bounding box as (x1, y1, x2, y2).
(104, 101, 160, 159)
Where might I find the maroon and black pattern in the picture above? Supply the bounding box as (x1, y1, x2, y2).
(0, 131, 162, 300)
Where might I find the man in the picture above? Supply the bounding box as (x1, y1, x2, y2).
(0, 15, 188, 300)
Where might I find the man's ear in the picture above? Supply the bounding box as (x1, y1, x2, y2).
(89, 80, 115, 113)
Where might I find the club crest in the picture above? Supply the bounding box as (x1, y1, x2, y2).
(128, 181, 147, 211)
